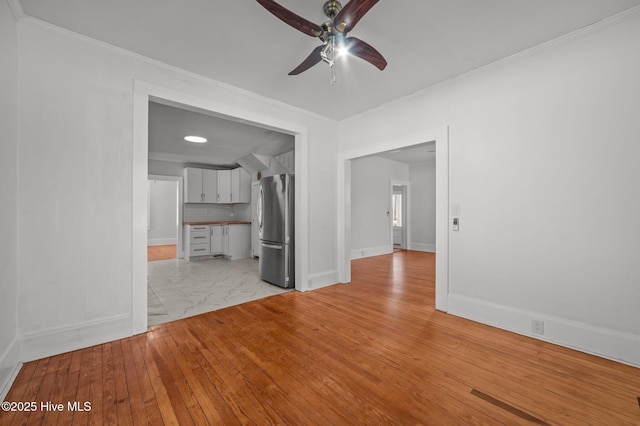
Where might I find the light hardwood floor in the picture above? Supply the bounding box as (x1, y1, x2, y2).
(2, 251, 639, 425)
(147, 244, 176, 262)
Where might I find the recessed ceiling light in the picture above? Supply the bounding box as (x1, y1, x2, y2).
(184, 135, 207, 143)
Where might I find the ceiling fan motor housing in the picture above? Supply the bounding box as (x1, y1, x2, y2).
(323, 0, 342, 19)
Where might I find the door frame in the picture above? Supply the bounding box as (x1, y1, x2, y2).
(337, 126, 449, 312)
(132, 80, 310, 334)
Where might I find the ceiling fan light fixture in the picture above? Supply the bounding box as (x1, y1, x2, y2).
(184, 135, 207, 143)
(257, 0, 386, 78)
(336, 40, 349, 58)
(320, 41, 335, 66)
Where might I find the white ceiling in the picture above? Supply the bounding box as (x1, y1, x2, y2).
(19, 0, 640, 120)
(148, 101, 294, 167)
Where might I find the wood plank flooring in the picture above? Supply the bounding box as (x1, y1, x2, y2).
(2, 251, 640, 425)
(147, 244, 176, 262)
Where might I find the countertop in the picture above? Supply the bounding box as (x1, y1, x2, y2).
(183, 221, 251, 225)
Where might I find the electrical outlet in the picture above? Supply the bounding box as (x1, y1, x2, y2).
(532, 320, 544, 335)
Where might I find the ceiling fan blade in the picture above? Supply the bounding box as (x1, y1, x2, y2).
(256, 0, 324, 37)
(333, 0, 380, 33)
(344, 37, 387, 70)
(288, 45, 324, 75)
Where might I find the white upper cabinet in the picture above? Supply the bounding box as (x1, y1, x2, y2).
(231, 167, 251, 203)
(184, 167, 218, 203)
(184, 167, 250, 204)
(202, 169, 218, 203)
(217, 169, 232, 203)
(184, 168, 202, 203)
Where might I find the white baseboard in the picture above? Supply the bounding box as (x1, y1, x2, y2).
(351, 245, 393, 260)
(306, 270, 338, 291)
(147, 238, 177, 246)
(18, 314, 133, 364)
(448, 293, 640, 368)
(0, 339, 21, 401)
(409, 242, 436, 253)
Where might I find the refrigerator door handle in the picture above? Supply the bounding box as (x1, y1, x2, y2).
(257, 185, 264, 237)
(262, 243, 283, 250)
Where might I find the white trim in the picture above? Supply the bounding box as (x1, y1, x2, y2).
(18, 314, 132, 364)
(148, 174, 184, 258)
(338, 126, 449, 312)
(0, 338, 20, 401)
(133, 80, 310, 334)
(7, 0, 24, 21)
(409, 242, 436, 253)
(307, 270, 339, 291)
(448, 294, 640, 368)
(350, 245, 393, 260)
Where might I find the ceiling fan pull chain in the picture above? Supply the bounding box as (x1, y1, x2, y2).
(330, 36, 337, 85)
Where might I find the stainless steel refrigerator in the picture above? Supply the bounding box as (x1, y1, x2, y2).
(258, 174, 294, 288)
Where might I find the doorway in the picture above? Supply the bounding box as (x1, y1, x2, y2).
(147, 176, 183, 261)
(391, 183, 408, 250)
(337, 127, 449, 311)
(132, 81, 310, 334)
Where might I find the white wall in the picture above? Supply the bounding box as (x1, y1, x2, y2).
(409, 160, 436, 252)
(149, 159, 185, 177)
(0, 0, 20, 397)
(148, 180, 177, 245)
(15, 17, 339, 361)
(351, 156, 409, 259)
(340, 11, 640, 366)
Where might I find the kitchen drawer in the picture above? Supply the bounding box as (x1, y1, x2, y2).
(189, 243, 210, 256)
(190, 225, 209, 232)
(190, 231, 210, 244)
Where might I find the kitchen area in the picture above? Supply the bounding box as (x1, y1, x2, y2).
(147, 101, 295, 327)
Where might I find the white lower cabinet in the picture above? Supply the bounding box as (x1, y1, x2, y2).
(185, 223, 251, 261)
(186, 225, 211, 258)
(224, 224, 251, 260)
(210, 225, 223, 255)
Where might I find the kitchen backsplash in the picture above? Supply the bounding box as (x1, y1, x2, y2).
(184, 203, 252, 222)
(233, 204, 251, 221)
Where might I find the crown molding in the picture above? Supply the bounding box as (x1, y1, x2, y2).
(7, 0, 24, 21)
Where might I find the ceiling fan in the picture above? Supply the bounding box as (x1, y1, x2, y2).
(256, 0, 387, 76)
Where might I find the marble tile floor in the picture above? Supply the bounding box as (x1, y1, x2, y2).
(147, 257, 292, 327)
